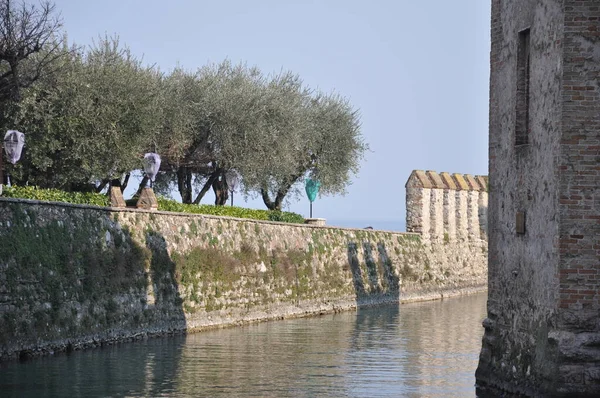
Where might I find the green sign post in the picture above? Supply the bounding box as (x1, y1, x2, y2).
(305, 178, 320, 218)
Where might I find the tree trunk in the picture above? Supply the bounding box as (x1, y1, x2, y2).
(212, 169, 229, 206)
(121, 172, 130, 192)
(177, 166, 193, 204)
(135, 176, 149, 197)
(260, 188, 286, 211)
(193, 169, 218, 204)
(96, 179, 110, 193)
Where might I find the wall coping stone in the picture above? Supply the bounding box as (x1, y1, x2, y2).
(406, 170, 487, 191)
(0, 197, 415, 236)
(452, 174, 470, 190)
(439, 172, 458, 190)
(426, 170, 445, 189)
(475, 176, 488, 192)
(464, 174, 483, 191)
(405, 170, 433, 188)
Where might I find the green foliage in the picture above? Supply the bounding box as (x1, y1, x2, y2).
(2, 186, 303, 223)
(2, 185, 109, 206)
(157, 197, 303, 224)
(5, 36, 162, 189)
(267, 210, 305, 224)
(1, 34, 367, 210)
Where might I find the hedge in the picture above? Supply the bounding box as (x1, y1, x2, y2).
(2, 185, 305, 224)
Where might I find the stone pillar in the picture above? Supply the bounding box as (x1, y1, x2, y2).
(465, 175, 482, 241)
(137, 188, 158, 210)
(476, 176, 488, 241)
(427, 171, 445, 241)
(440, 172, 458, 241)
(453, 174, 469, 241)
(405, 170, 433, 239)
(110, 186, 126, 208)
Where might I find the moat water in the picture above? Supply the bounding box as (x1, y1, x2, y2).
(0, 292, 487, 397)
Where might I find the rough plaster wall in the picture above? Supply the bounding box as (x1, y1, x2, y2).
(0, 199, 487, 361)
(476, 0, 566, 396)
(554, 0, 600, 390)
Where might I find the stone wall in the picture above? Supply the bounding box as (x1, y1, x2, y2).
(476, 1, 600, 396)
(0, 197, 487, 361)
(405, 170, 488, 242)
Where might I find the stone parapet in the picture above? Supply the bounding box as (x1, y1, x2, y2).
(405, 170, 488, 242)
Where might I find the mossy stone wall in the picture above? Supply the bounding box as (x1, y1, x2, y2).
(0, 198, 486, 361)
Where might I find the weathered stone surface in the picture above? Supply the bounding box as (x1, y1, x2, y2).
(136, 187, 158, 210)
(425, 170, 444, 189)
(406, 170, 433, 189)
(476, 1, 600, 396)
(405, 170, 488, 242)
(0, 197, 487, 362)
(451, 174, 469, 191)
(439, 172, 457, 190)
(110, 186, 126, 208)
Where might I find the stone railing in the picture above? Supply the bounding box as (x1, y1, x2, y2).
(405, 170, 488, 242)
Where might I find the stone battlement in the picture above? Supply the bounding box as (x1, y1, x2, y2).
(405, 170, 488, 242)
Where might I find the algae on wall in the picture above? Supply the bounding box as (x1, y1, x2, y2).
(0, 199, 487, 361)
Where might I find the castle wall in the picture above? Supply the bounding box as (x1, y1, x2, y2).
(405, 170, 488, 244)
(477, 1, 600, 396)
(0, 197, 487, 361)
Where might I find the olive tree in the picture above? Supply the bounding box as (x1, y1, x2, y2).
(0, 0, 63, 185)
(161, 60, 268, 205)
(242, 86, 366, 211)
(9, 37, 163, 189)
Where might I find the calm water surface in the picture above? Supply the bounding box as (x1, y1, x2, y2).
(0, 292, 487, 397)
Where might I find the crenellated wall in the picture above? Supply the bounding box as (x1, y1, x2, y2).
(405, 170, 488, 243)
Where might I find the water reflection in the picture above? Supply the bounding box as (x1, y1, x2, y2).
(0, 293, 486, 397)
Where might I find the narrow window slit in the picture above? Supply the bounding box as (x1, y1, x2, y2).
(516, 28, 530, 147)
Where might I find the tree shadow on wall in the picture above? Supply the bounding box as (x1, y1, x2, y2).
(144, 231, 187, 333)
(0, 205, 186, 374)
(347, 241, 400, 306)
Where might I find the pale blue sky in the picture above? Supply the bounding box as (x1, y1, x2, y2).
(52, 0, 491, 230)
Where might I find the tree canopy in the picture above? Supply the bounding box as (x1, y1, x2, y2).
(0, 4, 368, 210)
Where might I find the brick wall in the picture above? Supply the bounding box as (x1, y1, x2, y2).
(555, 1, 600, 389)
(558, 0, 600, 322)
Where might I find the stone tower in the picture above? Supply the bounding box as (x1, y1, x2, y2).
(476, 0, 600, 396)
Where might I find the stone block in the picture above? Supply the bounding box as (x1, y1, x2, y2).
(465, 174, 482, 191)
(476, 176, 488, 192)
(406, 170, 433, 189)
(440, 172, 458, 190)
(136, 188, 158, 210)
(426, 170, 445, 189)
(304, 218, 326, 226)
(110, 186, 126, 208)
(452, 174, 470, 191)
